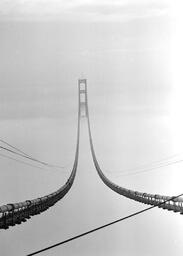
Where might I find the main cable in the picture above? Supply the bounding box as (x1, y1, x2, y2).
(27, 192, 183, 256)
(1, 138, 182, 176)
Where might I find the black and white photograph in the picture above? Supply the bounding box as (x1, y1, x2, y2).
(0, 0, 182, 255)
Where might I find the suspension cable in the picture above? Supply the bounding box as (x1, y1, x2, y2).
(109, 158, 183, 178)
(0, 153, 68, 173)
(27, 192, 183, 256)
(0, 145, 67, 169)
(106, 153, 181, 174)
(0, 138, 32, 157)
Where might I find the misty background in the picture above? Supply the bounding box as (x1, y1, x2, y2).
(0, 0, 183, 255)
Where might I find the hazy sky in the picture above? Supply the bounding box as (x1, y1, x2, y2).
(0, 0, 173, 120)
(0, 0, 171, 20)
(0, 1, 183, 256)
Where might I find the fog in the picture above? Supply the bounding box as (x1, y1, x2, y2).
(0, 0, 183, 255)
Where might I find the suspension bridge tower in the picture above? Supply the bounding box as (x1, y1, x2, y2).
(78, 79, 88, 118)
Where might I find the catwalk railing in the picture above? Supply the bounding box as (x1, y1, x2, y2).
(86, 95, 183, 215)
(0, 104, 80, 230)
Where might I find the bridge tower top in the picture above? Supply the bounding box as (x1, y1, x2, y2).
(78, 79, 88, 118)
(78, 79, 87, 92)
